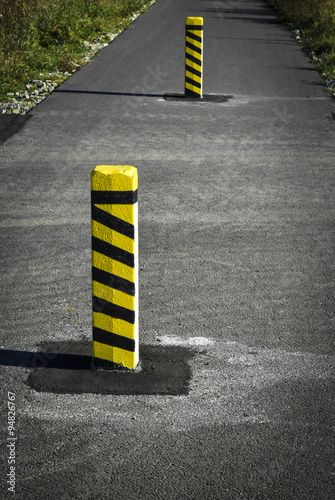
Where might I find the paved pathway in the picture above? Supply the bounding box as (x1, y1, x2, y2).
(1, 0, 334, 498)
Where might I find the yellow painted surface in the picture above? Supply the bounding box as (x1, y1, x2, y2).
(91, 165, 138, 191)
(93, 341, 136, 369)
(93, 311, 135, 338)
(93, 280, 135, 310)
(186, 36, 202, 50)
(113, 346, 136, 368)
(92, 251, 135, 282)
(93, 340, 113, 362)
(185, 81, 201, 93)
(91, 165, 138, 369)
(188, 30, 203, 37)
(185, 17, 203, 26)
(185, 70, 202, 84)
(95, 204, 135, 225)
(185, 59, 202, 73)
(186, 46, 203, 62)
(92, 220, 135, 253)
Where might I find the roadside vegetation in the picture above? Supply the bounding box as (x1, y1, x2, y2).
(0, 0, 154, 104)
(268, 0, 335, 93)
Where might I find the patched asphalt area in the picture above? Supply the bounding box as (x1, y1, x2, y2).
(18, 342, 195, 395)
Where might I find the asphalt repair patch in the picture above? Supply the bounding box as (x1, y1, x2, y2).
(21, 341, 194, 395)
(163, 93, 234, 103)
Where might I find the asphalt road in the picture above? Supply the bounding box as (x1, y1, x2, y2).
(1, 0, 335, 498)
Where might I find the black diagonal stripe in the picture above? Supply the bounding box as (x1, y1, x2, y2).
(186, 40, 202, 55)
(185, 25, 203, 30)
(92, 267, 135, 296)
(185, 64, 202, 78)
(93, 296, 135, 324)
(92, 204, 134, 239)
(185, 76, 202, 89)
(92, 236, 134, 267)
(186, 52, 202, 66)
(186, 31, 202, 43)
(93, 326, 135, 352)
(91, 189, 138, 205)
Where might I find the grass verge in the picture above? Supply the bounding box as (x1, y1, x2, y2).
(268, 0, 335, 96)
(0, 0, 156, 111)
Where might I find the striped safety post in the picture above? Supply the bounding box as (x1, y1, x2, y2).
(91, 165, 139, 370)
(185, 17, 203, 98)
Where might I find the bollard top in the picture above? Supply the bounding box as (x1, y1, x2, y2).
(91, 165, 138, 191)
(185, 17, 203, 27)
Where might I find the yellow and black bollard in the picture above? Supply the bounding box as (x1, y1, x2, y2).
(91, 165, 138, 370)
(185, 17, 203, 98)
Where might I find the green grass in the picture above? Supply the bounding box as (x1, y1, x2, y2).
(0, 0, 154, 100)
(268, 0, 335, 81)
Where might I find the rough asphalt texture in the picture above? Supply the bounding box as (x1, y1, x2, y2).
(1, 0, 334, 498)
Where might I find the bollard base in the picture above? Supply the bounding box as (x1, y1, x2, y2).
(91, 356, 142, 373)
(185, 90, 203, 99)
(164, 93, 234, 103)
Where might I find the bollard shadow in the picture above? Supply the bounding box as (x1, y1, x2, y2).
(54, 89, 165, 98)
(0, 347, 90, 370)
(0, 342, 195, 395)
